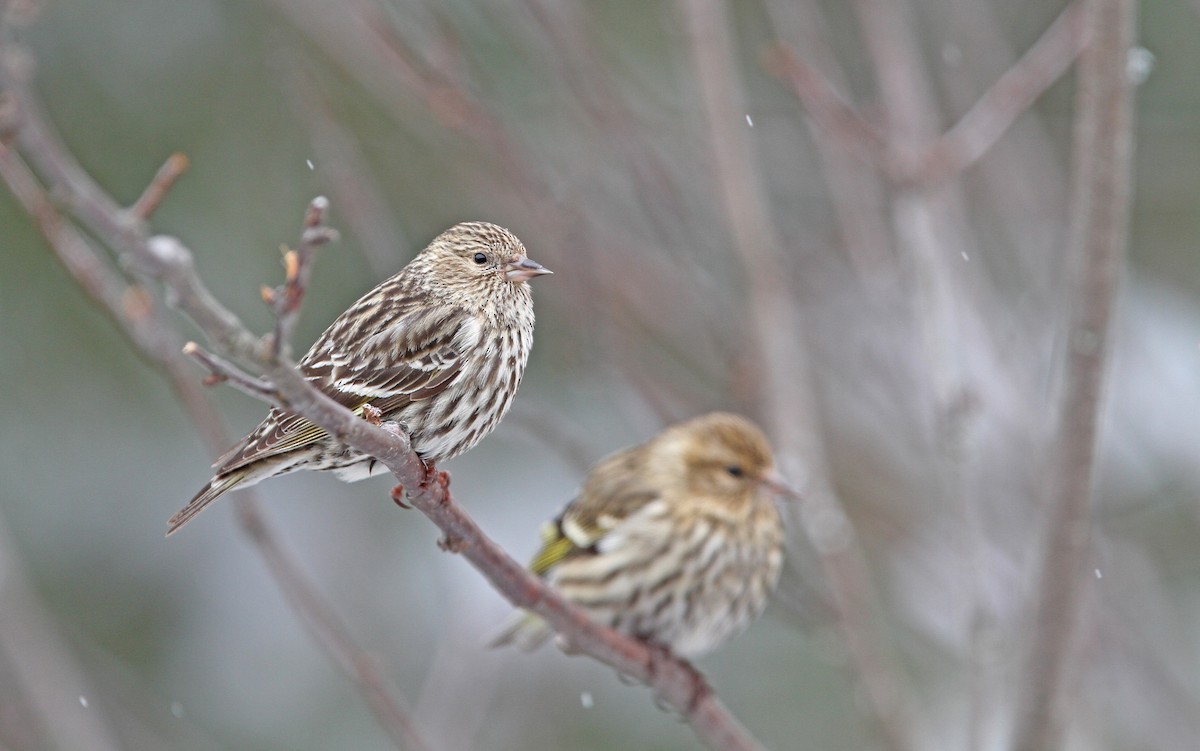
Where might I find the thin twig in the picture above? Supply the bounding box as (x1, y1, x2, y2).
(183, 341, 279, 398)
(128, 151, 189, 220)
(269, 196, 338, 359)
(1011, 0, 1136, 749)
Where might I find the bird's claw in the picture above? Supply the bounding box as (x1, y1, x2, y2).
(361, 404, 383, 425)
(390, 484, 412, 509)
(417, 461, 451, 497)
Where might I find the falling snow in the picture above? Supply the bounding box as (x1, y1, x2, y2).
(1126, 47, 1156, 85)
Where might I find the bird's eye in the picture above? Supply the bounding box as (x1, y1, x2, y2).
(473, 252, 488, 265)
(726, 466, 744, 478)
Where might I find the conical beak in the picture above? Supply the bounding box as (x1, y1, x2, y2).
(505, 256, 553, 282)
(762, 471, 801, 502)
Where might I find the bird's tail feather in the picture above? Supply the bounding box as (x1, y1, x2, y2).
(166, 471, 249, 537)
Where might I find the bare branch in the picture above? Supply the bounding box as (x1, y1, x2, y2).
(182, 341, 279, 399)
(770, 0, 1087, 188)
(128, 151, 189, 220)
(912, 0, 1088, 185)
(268, 195, 338, 359)
(1012, 0, 1137, 749)
(198, 277, 767, 748)
(762, 43, 890, 174)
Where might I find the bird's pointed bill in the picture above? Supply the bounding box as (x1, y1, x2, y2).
(506, 257, 553, 282)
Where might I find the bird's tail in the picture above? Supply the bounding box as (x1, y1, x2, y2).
(166, 471, 249, 537)
(487, 611, 554, 651)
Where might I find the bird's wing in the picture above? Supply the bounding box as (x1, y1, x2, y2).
(214, 305, 479, 474)
(529, 447, 660, 574)
(324, 305, 477, 404)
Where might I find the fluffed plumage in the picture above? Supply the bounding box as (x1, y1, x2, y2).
(491, 412, 786, 658)
(169, 221, 551, 535)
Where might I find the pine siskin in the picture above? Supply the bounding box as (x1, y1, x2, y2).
(492, 412, 787, 658)
(169, 221, 551, 535)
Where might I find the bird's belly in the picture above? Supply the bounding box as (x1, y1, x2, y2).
(398, 362, 523, 461)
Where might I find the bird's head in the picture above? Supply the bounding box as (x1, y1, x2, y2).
(421, 222, 552, 301)
(668, 412, 783, 503)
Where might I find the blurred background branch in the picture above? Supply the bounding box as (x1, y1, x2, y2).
(1013, 0, 1136, 749)
(680, 2, 914, 750)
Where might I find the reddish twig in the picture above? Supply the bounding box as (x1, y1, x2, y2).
(268, 196, 338, 359)
(128, 151, 189, 220)
(1011, 1, 1136, 749)
(212, 253, 765, 749)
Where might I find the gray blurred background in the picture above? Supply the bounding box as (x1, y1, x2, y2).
(1, 0, 1198, 749)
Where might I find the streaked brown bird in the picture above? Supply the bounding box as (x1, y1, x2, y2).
(492, 412, 787, 658)
(169, 221, 551, 535)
